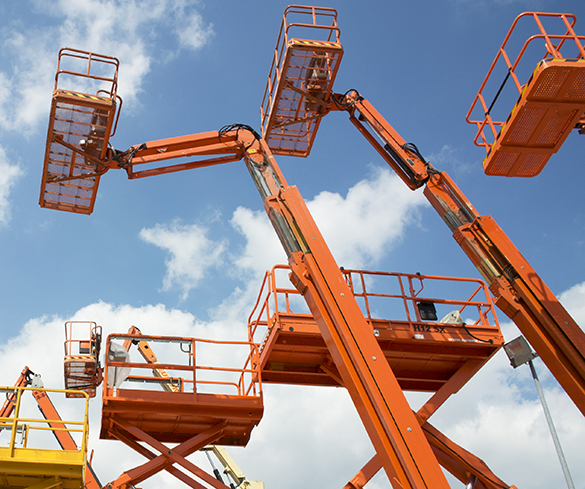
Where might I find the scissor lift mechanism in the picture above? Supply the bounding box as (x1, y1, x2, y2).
(38, 6, 585, 489)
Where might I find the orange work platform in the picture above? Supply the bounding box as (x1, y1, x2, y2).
(249, 266, 503, 392)
(64, 321, 102, 398)
(467, 13, 585, 177)
(100, 333, 263, 447)
(40, 48, 120, 214)
(260, 5, 343, 157)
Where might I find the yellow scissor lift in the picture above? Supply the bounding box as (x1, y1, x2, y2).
(0, 385, 89, 489)
(40, 48, 120, 214)
(260, 5, 343, 157)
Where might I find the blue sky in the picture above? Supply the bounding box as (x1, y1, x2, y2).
(0, 0, 584, 488)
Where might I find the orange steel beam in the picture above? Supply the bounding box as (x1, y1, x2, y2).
(242, 136, 450, 488)
(345, 420, 519, 489)
(103, 417, 227, 489)
(0, 367, 33, 418)
(332, 91, 585, 417)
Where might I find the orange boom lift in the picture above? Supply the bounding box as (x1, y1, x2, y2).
(37, 5, 584, 489)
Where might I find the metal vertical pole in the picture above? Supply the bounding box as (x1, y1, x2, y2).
(528, 360, 575, 489)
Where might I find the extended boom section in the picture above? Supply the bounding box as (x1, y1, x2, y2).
(242, 135, 452, 489)
(332, 91, 585, 416)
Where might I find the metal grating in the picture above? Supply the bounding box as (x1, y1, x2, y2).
(485, 151, 518, 175)
(262, 41, 343, 156)
(531, 67, 570, 99)
(505, 107, 545, 144)
(40, 92, 115, 214)
(517, 153, 548, 176)
(484, 60, 585, 177)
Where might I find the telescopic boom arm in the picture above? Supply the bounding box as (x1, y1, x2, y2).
(331, 89, 585, 416)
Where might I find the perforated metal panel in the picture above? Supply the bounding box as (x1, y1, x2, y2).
(262, 40, 343, 156)
(40, 91, 116, 214)
(484, 59, 585, 176)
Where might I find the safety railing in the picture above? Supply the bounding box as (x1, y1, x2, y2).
(260, 5, 342, 156)
(103, 333, 262, 398)
(466, 12, 585, 152)
(64, 320, 102, 357)
(55, 48, 119, 101)
(248, 265, 500, 349)
(0, 386, 89, 458)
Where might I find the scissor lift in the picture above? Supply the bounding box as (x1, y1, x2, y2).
(40, 48, 120, 213)
(0, 385, 89, 489)
(260, 5, 343, 156)
(467, 12, 585, 177)
(249, 266, 502, 416)
(100, 332, 263, 489)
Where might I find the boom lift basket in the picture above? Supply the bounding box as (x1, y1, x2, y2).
(260, 5, 343, 157)
(40, 48, 120, 214)
(0, 386, 89, 489)
(467, 12, 585, 177)
(249, 266, 503, 391)
(64, 321, 102, 398)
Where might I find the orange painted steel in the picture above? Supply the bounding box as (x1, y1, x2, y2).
(466, 12, 585, 176)
(38, 45, 496, 488)
(64, 320, 103, 398)
(40, 48, 120, 214)
(249, 265, 502, 393)
(100, 332, 262, 489)
(345, 424, 519, 489)
(101, 332, 262, 445)
(36, 8, 585, 487)
(260, 5, 343, 156)
(325, 90, 585, 418)
(242, 138, 452, 488)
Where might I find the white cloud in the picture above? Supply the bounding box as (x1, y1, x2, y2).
(230, 206, 288, 277)
(307, 166, 427, 268)
(0, 146, 24, 226)
(427, 144, 474, 175)
(173, 7, 215, 51)
(139, 220, 226, 300)
(559, 281, 585, 322)
(229, 167, 427, 277)
(0, 0, 214, 131)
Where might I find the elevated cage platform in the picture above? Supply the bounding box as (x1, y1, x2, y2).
(260, 5, 343, 157)
(100, 333, 263, 446)
(64, 321, 102, 398)
(467, 12, 585, 177)
(0, 386, 89, 489)
(40, 48, 120, 214)
(248, 266, 503, 391)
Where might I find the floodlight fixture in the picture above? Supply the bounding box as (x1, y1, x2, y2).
(503, 335, 538, 368)
(503, 335, 575, 489)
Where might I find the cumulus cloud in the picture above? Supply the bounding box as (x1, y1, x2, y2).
(307, 166, 427, 268)
(229, 167, 427, 277)
(0, 146, 24, 226)
(427, 144, 474, 175)
(0, 0, 214, 131)
(230, 206, 288, 277)
(139, 220, 226, 300)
